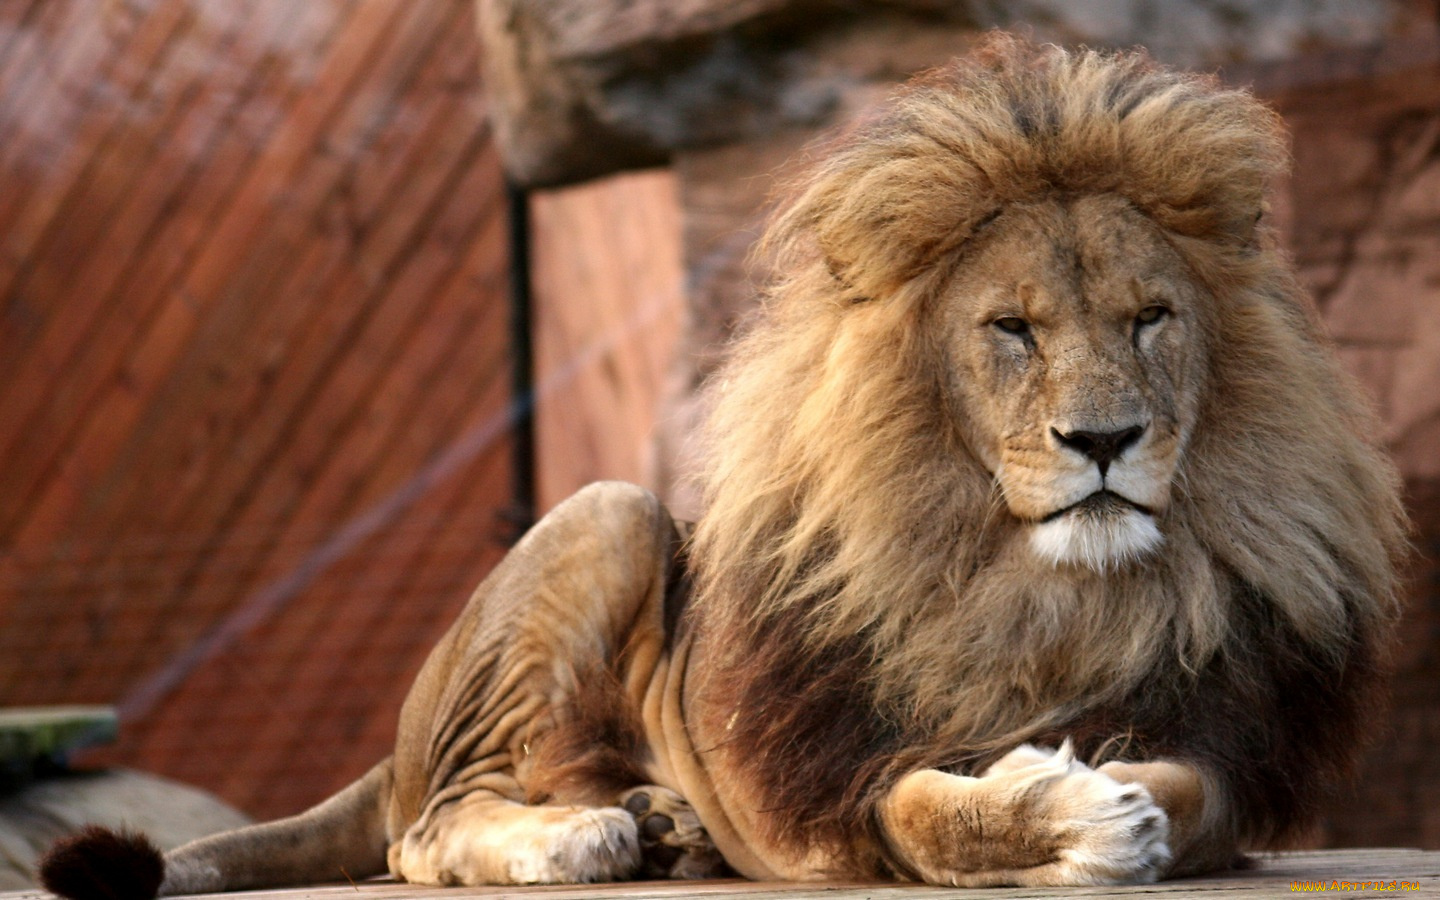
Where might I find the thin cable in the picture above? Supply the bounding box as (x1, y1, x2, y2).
(114, 288, 674, 722)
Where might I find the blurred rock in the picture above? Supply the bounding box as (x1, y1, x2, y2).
(478, 0, 1399, 187)
(0, 769, 250, 890)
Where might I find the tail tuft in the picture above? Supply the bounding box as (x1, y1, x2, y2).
(39, 826, 165, 900)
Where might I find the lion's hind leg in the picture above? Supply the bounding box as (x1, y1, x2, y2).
(390, 483, 724, 886)
(518, 685, 727, 880)
(388, 786, 725, 885)
(390, 792, 641, 886)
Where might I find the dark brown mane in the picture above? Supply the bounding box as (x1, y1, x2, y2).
(689, 33, 1405, 865)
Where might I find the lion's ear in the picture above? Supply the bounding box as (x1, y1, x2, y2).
(817, 205, 1003, 305)
(1159, 197, 1267, 250)
(1224, 205, 1266, 252)
(823, 254, 874, 304)
(1244, 206, 1265, 246)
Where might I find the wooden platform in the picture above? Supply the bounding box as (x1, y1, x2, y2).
(3, 849, 1435, 900)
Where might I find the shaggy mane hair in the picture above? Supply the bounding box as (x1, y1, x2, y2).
(688, 34, 1405, 866)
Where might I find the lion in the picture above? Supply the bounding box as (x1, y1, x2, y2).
(41, 34, 1404, 897)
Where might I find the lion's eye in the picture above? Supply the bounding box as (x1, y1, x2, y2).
(1135, 305, 1169, 326)
(1132, 305, 1170, 348)
(993, 316, 1031, 336)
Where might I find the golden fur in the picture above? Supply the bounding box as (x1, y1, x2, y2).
(40, 34, 1408, 897)
(688, 33, 1405, 871)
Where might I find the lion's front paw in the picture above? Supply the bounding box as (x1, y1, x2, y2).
(996, 743, 1171, 886)
(619, 786, 728, 879)
(881, 743, 1169, 888)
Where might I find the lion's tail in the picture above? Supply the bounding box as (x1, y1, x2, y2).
(40, 758, 394, 900)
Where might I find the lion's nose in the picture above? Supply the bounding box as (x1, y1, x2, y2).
(1051, 424, 1145, 477)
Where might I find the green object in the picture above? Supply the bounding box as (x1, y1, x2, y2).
(0, 706, 118, 772)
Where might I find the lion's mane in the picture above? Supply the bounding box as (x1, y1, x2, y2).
(688, 34, 1406, 863)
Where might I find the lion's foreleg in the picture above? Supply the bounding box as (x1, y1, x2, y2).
(877, 743, 1170, 887)
(1097, 759, 1237, 877)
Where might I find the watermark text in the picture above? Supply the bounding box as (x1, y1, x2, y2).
(1291, 880, 1423, 892)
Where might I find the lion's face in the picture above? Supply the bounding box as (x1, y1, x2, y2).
(940, 194, 1211, 570)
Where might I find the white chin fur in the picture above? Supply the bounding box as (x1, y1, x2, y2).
(1030, 508, 1163, 571)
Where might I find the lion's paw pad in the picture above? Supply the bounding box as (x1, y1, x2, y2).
(619, 786, 727, 879)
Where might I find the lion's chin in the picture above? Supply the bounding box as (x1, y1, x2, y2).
(1028, 497, 1162, 571)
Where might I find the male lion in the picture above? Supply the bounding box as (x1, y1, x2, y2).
(43, 34, 1403, 896)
